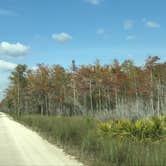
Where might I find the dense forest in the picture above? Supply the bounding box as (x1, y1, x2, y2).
(1, 56, 166, 118)
(1, 56, 166, 165)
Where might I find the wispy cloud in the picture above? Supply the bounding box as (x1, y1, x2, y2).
(142, 18, 160, 28)
(146, 21, 160, 28)
(96, 28, 111, 39)
(86, 0, 104, 5)
(97, 28, 105, 35)
(0, 41, 29, 57)
(123, 20, 134, 30)
(52, 33, 72, 44)
(126, 35, 135, 41)
(0, 60, 16, 71)
(0, 9, 16, 16)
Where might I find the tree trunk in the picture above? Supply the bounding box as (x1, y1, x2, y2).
(89, 80, 93, 112)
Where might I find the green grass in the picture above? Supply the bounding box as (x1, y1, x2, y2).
(9, 113, 166, 166)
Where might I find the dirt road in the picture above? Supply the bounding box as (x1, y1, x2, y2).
(0, 112, 83, 166)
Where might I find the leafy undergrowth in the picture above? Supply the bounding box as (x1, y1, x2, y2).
(98, 116, 166, 142)
(9, 113, 166, 166)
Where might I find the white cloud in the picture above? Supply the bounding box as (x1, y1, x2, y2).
(123, 20, 134, 30)
(0, 60, 16, 71)
(97, 28, 105, 35)
(146, 21, 160, 28)
(0, 41, 29, 57)
(126, 35, 135, 40)
(0, 89, 3, 93)
(127, 54, 134, 59)
(52, 33, 72, 44)
(31, 65, 38, 71)
(86, 0, 104, 5)
(0, 74, 10, 100)
(0, 59, 15, 100)
(0, 9, 16, 16)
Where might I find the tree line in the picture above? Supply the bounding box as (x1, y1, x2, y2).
(1, 56, 166, 117)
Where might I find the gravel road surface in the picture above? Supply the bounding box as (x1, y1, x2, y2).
(0, 112, 83, 166)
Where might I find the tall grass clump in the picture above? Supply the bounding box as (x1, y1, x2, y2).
(10, 113, 166, 166)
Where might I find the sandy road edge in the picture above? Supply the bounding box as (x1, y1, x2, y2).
(0, 112, 85, 166)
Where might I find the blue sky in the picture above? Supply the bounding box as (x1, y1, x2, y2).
(0, 0, 166, 99)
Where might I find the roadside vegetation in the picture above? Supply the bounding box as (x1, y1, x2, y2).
(9, 113, 166, 166)
(1, 56, 166, 166)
